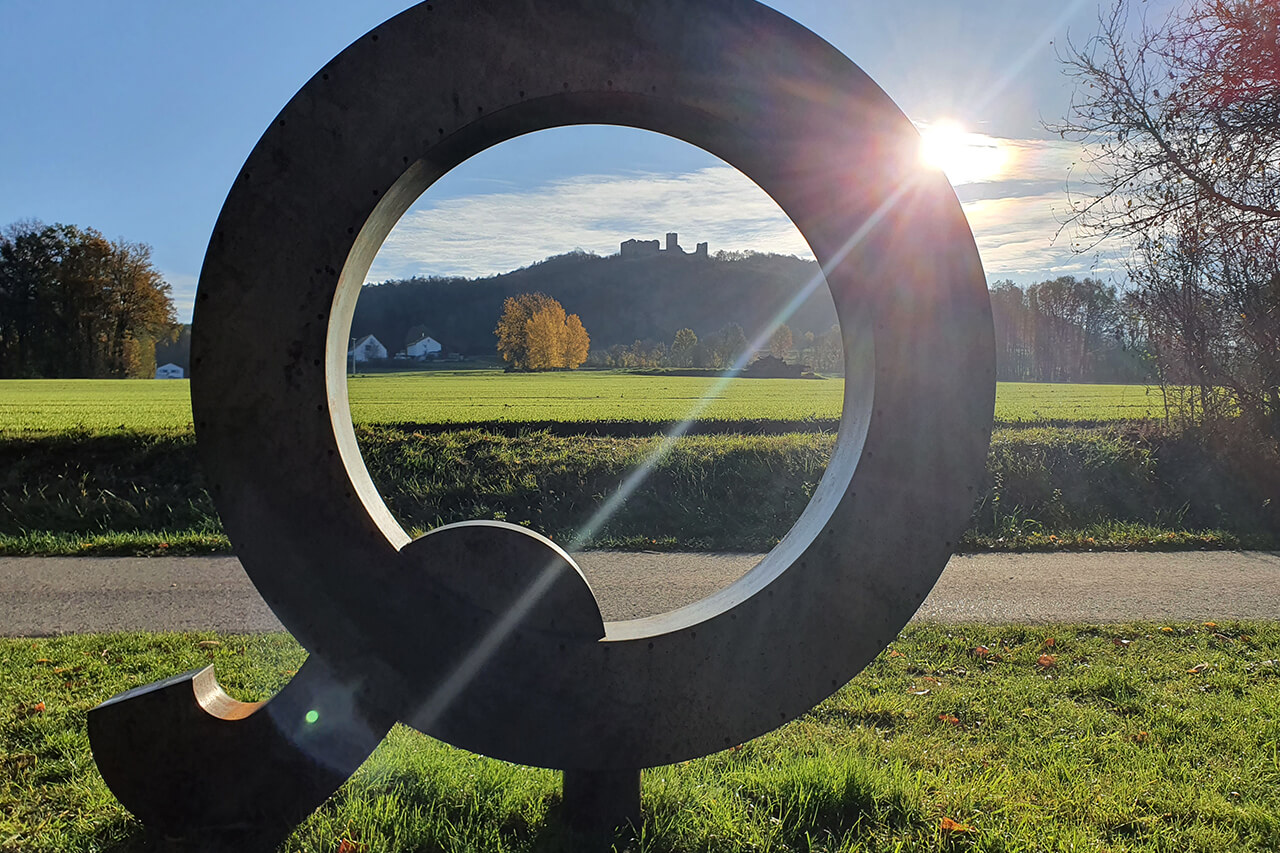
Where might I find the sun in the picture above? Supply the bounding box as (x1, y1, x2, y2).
(917, 120, 1009, 185)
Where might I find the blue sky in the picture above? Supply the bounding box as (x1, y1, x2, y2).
(0, 1, 1147, 322)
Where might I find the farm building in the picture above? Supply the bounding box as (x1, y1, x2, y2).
(349, 335, 387, 363)
(405, 334, 443, 360)
(154, 363, 184, 379)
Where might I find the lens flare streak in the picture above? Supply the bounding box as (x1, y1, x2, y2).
(410, 178, 916, 727)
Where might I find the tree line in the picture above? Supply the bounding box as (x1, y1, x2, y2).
(491, 291, 847, 375)
(0, 221, 175, 379)
(1053, 0, 1280, 439)
(352, 249, 838, 360)
(588, 322, 844, 373)
(989, 276, 1152, 384)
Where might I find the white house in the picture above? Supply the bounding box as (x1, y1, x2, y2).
(349, 334, 387, 363)
(155, 363, 184, 379)
(405, 334, 443, 360)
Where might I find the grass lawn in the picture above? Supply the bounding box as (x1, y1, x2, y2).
(0, 374, 1172, 435)
(2, 623, 1277, 851)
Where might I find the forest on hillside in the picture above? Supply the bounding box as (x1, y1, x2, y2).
(351, 250, 836, 362)
(351, 250, 1155, 383)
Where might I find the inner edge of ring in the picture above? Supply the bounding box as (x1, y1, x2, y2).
(323, 110, 874, 640)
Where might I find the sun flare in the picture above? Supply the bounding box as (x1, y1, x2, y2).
(917, 120, 1010, 186)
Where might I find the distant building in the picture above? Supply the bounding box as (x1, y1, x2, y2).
(154, 363, 184, 379)
(620, 238, 661, 257)
(620, 232, 708, 258)
(349, 334, 387, 363)
(405, 334, 443, 360)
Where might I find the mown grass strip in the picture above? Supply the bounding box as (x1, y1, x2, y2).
(3, 623, 1277, 851)
(0, 529, 229, 557)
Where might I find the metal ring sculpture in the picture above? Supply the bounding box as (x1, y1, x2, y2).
(90, 0, 994, 842)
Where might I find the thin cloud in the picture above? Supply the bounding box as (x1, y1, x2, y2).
(367, 167, 813, 282)
(164, 271, 198, 324)
(949, 135, 1125, 282)
(964, 191, 1125, 282)
(364, 137, 1120, 290)
(955, 179, 1063, 204)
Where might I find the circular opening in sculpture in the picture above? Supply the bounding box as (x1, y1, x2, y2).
(338, 126, 854, 620)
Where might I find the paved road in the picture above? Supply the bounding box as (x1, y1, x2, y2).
(1, 551, 1278, 636)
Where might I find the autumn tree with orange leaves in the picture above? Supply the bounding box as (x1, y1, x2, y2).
(494, 292, 590, 370)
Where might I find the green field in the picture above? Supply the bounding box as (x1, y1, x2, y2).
(2, 374, 1273, 555)
(0, 373, 1170, 434)
(3, 624, 1277, 851)
(0, 379, 196, 434)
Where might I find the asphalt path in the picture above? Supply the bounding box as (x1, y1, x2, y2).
(1, 550, 1278, 636)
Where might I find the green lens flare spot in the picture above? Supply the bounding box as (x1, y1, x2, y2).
(305, 710, 320, 725)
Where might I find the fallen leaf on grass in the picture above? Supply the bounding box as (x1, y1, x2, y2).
(33, 702, 45, 713)
(1187, 662, 1211, 674)
(973, 645, 990, 658)
(1037, 654, 1057, 668)
(35, 658, 51, 665)
(1160, 626, 1174, 633)
(1203, 622, 1218, 629)
(938, 714, 961, 726)
(197, 640, 221, 648)
(1131, 731, 1149, 744)
(337, 839, 363, 853)
(940, 816, 976, 833)
(1043, 637, 1055, 648)
(888, 650, 905, 658)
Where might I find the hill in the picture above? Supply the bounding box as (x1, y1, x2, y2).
(351, 250, 837, 357)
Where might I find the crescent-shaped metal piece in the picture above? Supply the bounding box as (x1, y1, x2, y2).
(88, 654, 392, 842)
(191, 0, 994, 769)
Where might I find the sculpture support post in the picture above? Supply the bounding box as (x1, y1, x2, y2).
(562, 768, 642, 839)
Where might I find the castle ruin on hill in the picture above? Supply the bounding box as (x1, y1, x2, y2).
(620, 232, 708, 258)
